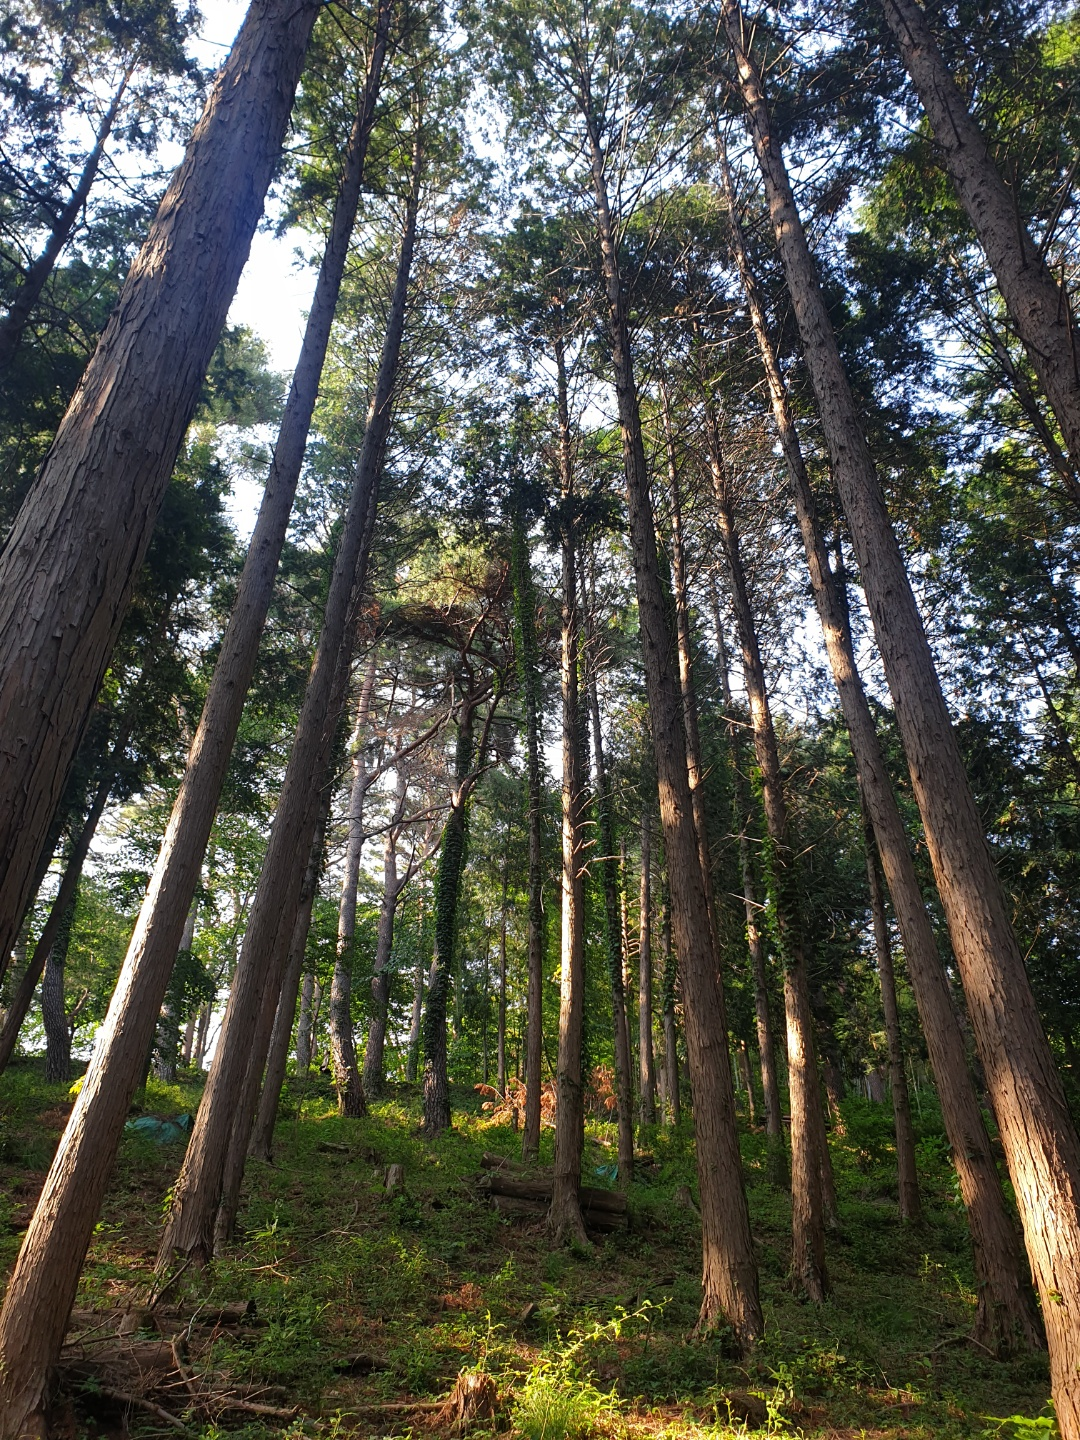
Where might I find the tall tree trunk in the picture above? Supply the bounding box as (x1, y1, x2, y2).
(251, 792, 330, 1163)
(879, 0, 1080, 481)
(497, 866, 508, 1097)
(637, 810, 656, 1127)
(737, 1041, 758, 1127)
(719, 100, 1043, 1354)
(296, 971, 317, 1075)
(710, 586, 787, 1183)
(215, 738, 346, 1252)
(0, 0, 323, 1010)
(180, 1013, 197, 1068)
(362, 775, 410, 1100)
(0, 68, 132, 372)
(659, 885, 680, 1126)
(331, 651, 379, 1118)
(864, 816, 921, 1220)
(193, 1003, 211, 1072)
(662, 391, 727, 983)
(42, 895, 77, 1084)
(584, 593, 636, 1185)
(154, 901, 198, 1085)
(582, 108, 760, 1344)
(709, 430, 830, 1299)
(510, 510, 546, 1160)
(0, 751, 119, 1077)
(422, 691, 480, 1134)
(550, 344, 588, 1246)
(406, 948, 424, 1085)
(0, 29, 390, 1405)
(158, 159, 419, 1269)
(720, 24, 1057, 1367)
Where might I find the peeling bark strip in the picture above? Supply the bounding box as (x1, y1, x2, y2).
(721, 1, 1075, 1415)
(0, 0, 322, 987)
(0, 6, 322, 1431)
(879, 0, 1080, 479)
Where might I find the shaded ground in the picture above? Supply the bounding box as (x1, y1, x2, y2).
(0, 1061, 1053, 1437)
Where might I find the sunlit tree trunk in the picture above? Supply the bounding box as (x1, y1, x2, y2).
(0, 0, 323, 1015)
(331, 651, 379, 1118)
(158, 160, 419, 1268)
(550, 408, 588, 1245)
(583, 107, 760, 1344)
(879, 0, 1080, 481)
(721, 13, 1061, 1372)
(510, 510, 546, 1160)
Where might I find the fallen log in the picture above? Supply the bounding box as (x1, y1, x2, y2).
(477, 1173, 626, 1214)
(488, 1192, 627, 1231)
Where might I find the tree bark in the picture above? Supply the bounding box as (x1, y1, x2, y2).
(497, 866, 508, 1097)
(549, 549, 587, 1243)
(0, 759, 115, 1077)
(158, 157, 419, 1269)
(406, 945, 424, 1084)
(510, 511, 546, 1160)
(0, 0, 323, 1007)
(153, 901, 198, 1085)
(708, 426, 829, 1299)
(581, 103, 760, 1344)
(331, 651, 379, 1118)
(0, 68, 132, 372)
(250, 793, 330, 1163)
(362, 773, 412, 1100)
(637, 810, 656, 1127)
(710, 587, 787, 1183)
(879, 0, 1080, 480)
(41, 895, 77, 1084)
(659, 886, 681, 1126)
(583, 581, 636, 1185)
(549, 347, 588, 1246)
(422, 689, 482, 1134)
(863, 816, 921, 1220)
(719, 20, 1051, 1363)
(296, 971, 317, 1075)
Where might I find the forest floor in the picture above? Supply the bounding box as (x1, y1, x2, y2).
(0, 1061, 1055, 1439)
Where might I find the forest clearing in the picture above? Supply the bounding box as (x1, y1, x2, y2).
(0, 0, 1078, 1435)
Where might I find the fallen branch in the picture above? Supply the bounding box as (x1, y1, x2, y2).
(97, 1386, 189, 1432)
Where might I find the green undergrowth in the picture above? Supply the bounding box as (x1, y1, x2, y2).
(0, 1062, 1055, 1438)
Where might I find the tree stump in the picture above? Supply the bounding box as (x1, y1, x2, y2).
(435, 1370, 497, 1434)
(384, 1163, 404, 1197)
